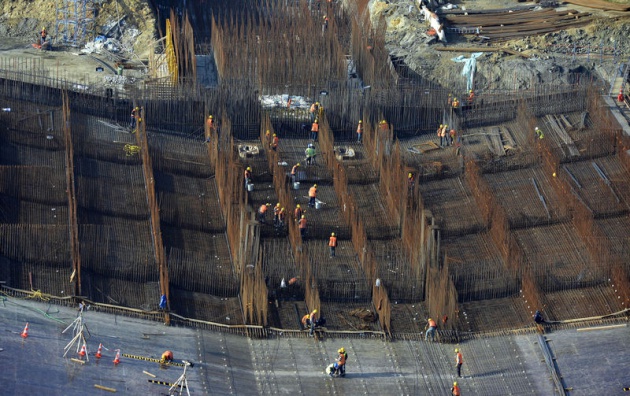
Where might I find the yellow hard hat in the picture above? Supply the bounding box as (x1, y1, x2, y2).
(247, 167, 251, 171)
(331, 232, 335, 236)
(455, 348, 459, 352)
(428, 318, 433, 321)
(138, 118, 142, 122)
(276, 202, 280, 206)
(445, 125, 448, 128)
(135, 107, 139, 110)
(273, 133, 277, 137)
(453, 382, 458, 386)
(313, 184, 317, 187)
(314, 119, 319, 123)
(266, 203, 271, 206)
(296, 163, 300, 166)
(209, 115, 213, 118)
(338, 348, 345, 353)
(408, 173, 412, 178)
(454, 98, 458, 101)
(439, 124, 443, 127)
(316, 102, 320, 105)
(296, 204, 300, 208)
(469, 90, 473, 93)
(359, 120, 362, 123)
(266, 129, 270, 133)
(301, 215, 305, 218)
(313, 309, 317, 313)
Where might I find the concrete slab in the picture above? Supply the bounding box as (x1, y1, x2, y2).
(1, 297, 625, 395)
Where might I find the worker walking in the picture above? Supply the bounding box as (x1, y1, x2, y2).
(440, 124, 448, 147)
(329, 232, 337, 257)
(305, 143, 316, 166)
(449, 128, 456, 146)
(259, 203, 270, 224)
(271, 133, 279, 151)
(130, 106, 139, 129)
(451, 381, 461, 396)
(161, 350, 174, 363)
(299, 215, 307, 238)
(278, 207, 286, 228)
(356, 120, 363, 143)
(535, 127, 544, 139)
(273, 203, 281, 226)
(455, 348, 463, 378)
(309, 309, 318, 336)
(291, 163, 300, 183)
(311, 119, 319, 141)
(308, 184, 318, 208)
(425, 317, 437, 341)
(332, 347, 347, 377)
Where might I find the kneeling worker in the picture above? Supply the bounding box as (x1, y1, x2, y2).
(161, 350, 174, 363)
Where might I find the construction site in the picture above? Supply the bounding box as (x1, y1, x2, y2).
(1, 0, 630, 394)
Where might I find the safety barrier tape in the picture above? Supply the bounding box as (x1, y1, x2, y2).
(121, 353, 187, 367)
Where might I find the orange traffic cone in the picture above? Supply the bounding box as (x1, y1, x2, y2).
(113, 350, 120, 365)
(20, 322, 29, 338)
(78, 343, 87, 357)
(95, 343, 103, 359)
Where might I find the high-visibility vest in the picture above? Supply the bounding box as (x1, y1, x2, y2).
(357, 124, 363, 134)
(309, 187, 317, 197)
(337, 353, 346, 365)
(299, 218, 307, 229)
(259, 205, 267, 214)
(294, 208, 302, 219)
(428, 319, 437, 328)
(329, 236, 337, 247)
(452, 385, 461, 396)
(302, 314, 309, 325)
(272, 136, 279, 147)
(311, 123, 319, 132)
(456, 352, 463, 364)
(291, 165, 299, 175)
(244, 169, 251, 179)
(310, 104, 317, 113)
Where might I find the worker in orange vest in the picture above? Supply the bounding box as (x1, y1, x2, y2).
(308, 184, 318, 208)
(329, 232, 337, 257)
(437, 124, 444, 146)
(440, 124, 448, 147)
(291, 163, 300, 183)
(161, 350, 174, 363)
(455, 348, 463, 378)
(308, 308, 318, 336)
(452, 98, 460, 108)
(425, 317, 437, 341)
(258, 203, 270, 223)
(294, 204, 303, 222)
(451, 381, 460, 396)
(449, 128, 456, 146)
(298, 215, 307, 238)
(271, 133, 279, 151)
(356, 120, 363, 143)
(278, 207, 286, 227)
(468, 89, 475, 104)
(206, 115, 214, 130)
(287, 97, 292, 109)
(273, 203, 281, 226)
(379, 119, 388, 131)
(311, 119, 319, 141)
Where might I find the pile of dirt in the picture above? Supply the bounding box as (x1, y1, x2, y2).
(0, 0, 156, 58)
(357, 0, 630, 91)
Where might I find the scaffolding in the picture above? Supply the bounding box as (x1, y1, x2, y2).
(55, 0, 97, 47)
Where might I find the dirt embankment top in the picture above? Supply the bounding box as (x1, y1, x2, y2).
(0, 0, 156, 57)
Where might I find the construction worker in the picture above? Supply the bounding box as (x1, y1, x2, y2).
(535, 127, 544, 139)
(449, 128, 456, 146)
(455, 348, 463, 378)
(305, 143, 316, 166)
(329, 232, 337, 257)
(468, 89, 475, 104)
(265, 129, 271, 145)
(130, 106, 139, 129)
(452, 97, 460, 109)
(618, 89, 625, 103)
(408, 172, 415, 190)
(294, 204, 303, 222)
(291, 163, 300, 183)
(311, 119, 319, 141)
(447, 93, 453, 106)
(451, 381, 461, 396)
(287, 96, 292, 109)
(308, 184, 318, 208)
(271, 133, 279, 151)
(533, 310, 544, 324)
(425, 317, 437, 341)
(40, 27, 47, 46)
(308, 309, 318, 336)
(323, 15, 329, 31)
(439, 124, 447, 147)
(309, 102, 319, 121)
(244, 166, 252, 186)
(301, 313, 311, 329)
(161, 350, 174, 363)
(437, 124, 444, 146)
(379, 119, 388, 131)
(278, 207, 286, 227)
(356, 120, 363, 143)
(332, 347, 347, 376)
(206, 115, 214, 130)
(298, 215, 307, 238)
(258, 203, 270, 223)
(273, 203, 281, 226)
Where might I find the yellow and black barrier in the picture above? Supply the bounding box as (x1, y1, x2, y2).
(121, 353, 187, 367)
(148, 380, 185, 388)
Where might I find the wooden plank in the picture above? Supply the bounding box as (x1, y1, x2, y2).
(434, 46, 529, 59)
(563, 0, 630, 11)
(559, 114, 573, 130)
(486, 128, 505, 156)
(499, 126, 517, 147)
(546, 115, 580, 157)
